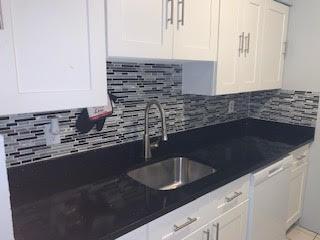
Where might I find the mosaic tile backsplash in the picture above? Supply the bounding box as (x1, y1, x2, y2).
(250, 90, 319, 126)
(0, 62, 319, 167)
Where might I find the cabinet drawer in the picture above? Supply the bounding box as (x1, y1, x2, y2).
(197, 175, 250, 226)
(148, 195, 210, 240)
(215, 175, 249, 215)
(147, 175, 249, 240)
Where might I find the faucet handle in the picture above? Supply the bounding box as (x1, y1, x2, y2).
(163, 134, 168, 142)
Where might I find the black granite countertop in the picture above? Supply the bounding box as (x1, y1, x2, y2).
(8, 119, 315, 240)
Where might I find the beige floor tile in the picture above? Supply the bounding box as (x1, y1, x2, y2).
(287, 226, 317, 240)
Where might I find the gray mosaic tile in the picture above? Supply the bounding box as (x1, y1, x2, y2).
(249, 89, 319, 127)
(0, 62, 319, 168)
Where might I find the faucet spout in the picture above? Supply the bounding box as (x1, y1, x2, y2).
(144, 100, 168, 160)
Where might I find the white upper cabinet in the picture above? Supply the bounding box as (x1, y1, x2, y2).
(215, 0, 242, 94)
(106, 0, 219, 61)
(260, 0, 289, 90)
(0, 0, 108, 115)
(181, 201, 249, 240)
(217, 0, 264, 94)
(106, 0, 174, 59)
(182, 0, 289, 95)
(238, 0, 264, 92)
(173, 0, 219, 61)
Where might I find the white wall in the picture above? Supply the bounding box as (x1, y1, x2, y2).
(284, 0, 320, 232)
(0, 135, 14, 240)
(282, 0, 320, 92)
(301, 107, 320, 233)
(282, 0, 320, 232)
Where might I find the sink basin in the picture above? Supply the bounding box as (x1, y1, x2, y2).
(127, 157, 216, 191)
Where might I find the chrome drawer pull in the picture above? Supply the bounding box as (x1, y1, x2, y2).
(166, 0, 174, 29)
(213, 223, 220, 240)
(225, 191, 242, 203)
(239, 32, 245, 56)
(297, 154, 306, 160)
(177, 0, 185, 29)
(244, 33, 250, 56)
(203, 229, 210, 240)
(173, 217, 197, 232)
(283, 41, 288, 55)
(268, 167, 284, 177)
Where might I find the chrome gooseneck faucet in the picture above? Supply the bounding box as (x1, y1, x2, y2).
(144, 100, 168, 160)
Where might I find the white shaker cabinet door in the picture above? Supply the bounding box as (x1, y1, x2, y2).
(0, 0, 107, 115)
(172, 0, 219, 61)
(215, 0, 243, 95)
(259, 0, 289, 90)
(287, 162, 308, 230)
(107, 0, 174, 59)
(211, 201, 248, 240)
(238, 0, 264, 92)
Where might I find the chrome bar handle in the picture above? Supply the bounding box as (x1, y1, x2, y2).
(283, 41, 288, 56)
(268, 167, 284, 178)
(181, 0, 185, 26)
(238, 32, 245, 56)
(173, 217, 197, 232)
(177, 0, 185, 29)
(0, 0, 4, 30)
(225, 191, 242, 203)
(297, 155, 305, 160)
(245, 33, 251, 56)
(166, 0, 174, 29)
(203, 229, 210, 240)
(213, 223, 220, 240)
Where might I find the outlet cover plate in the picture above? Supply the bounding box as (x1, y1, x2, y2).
(44, 125, 61, 146)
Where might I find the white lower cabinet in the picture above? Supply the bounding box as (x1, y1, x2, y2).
(148, 194, 210, 240)
(286, 147, 309, 230)
(146, 175, 249, 240)
(183, 201, 248, 240)
(211, 201, 248, 240)
(116, 175, 250, 240)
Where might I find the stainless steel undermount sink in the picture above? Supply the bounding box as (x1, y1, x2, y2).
(127, 157, 216, 191)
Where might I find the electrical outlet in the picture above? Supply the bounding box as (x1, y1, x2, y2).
(228, 100, 235, 114)
(44, 119, 61, 146)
